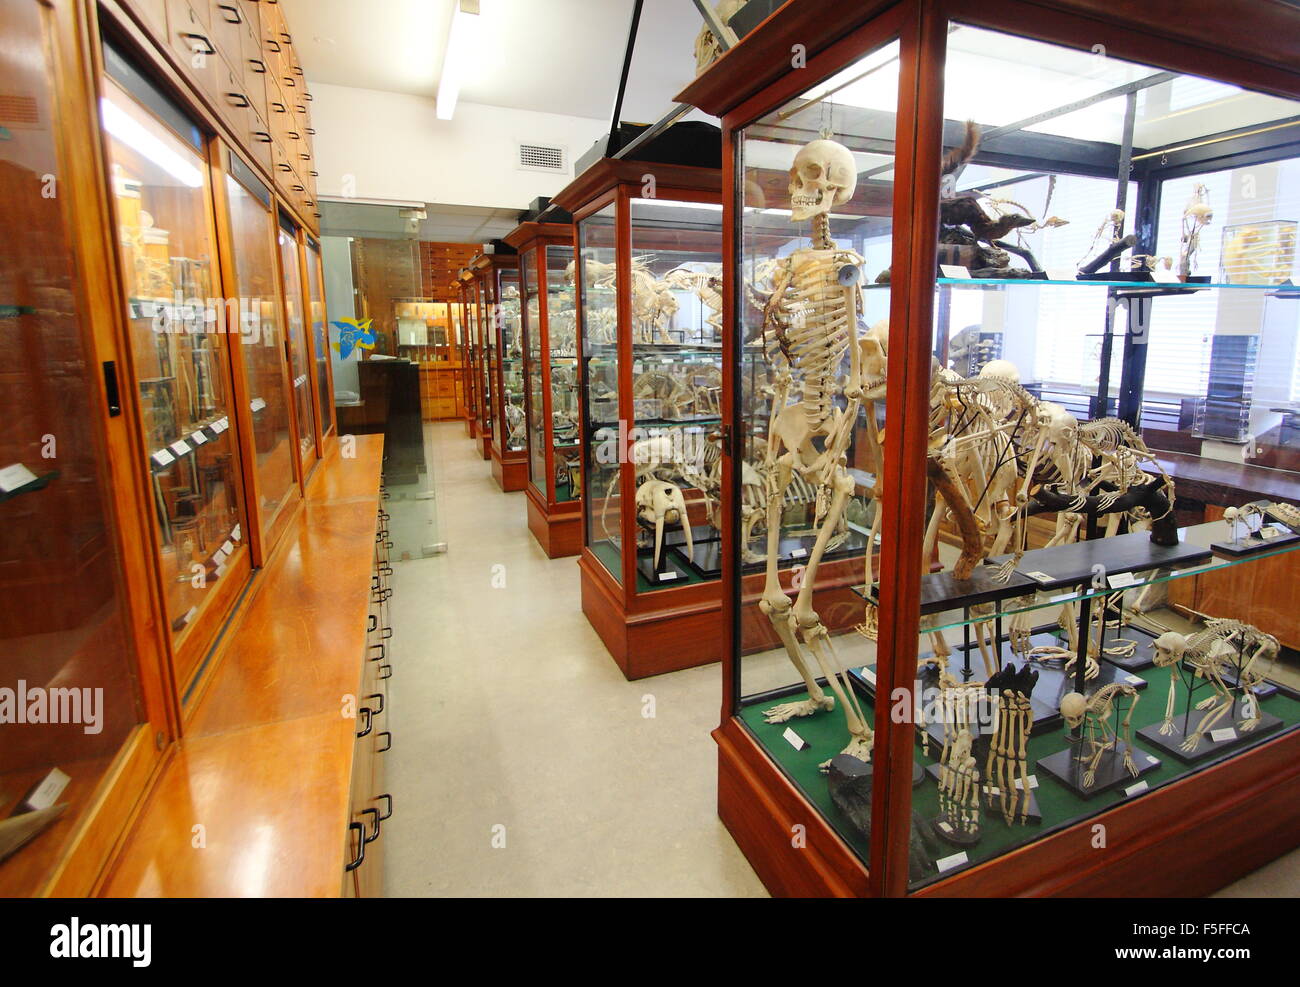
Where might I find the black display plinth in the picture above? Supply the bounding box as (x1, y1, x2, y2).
(859, 563, 1038, 614)
(1211, 530, 1300, 557)
(683, 527, 869, 579)
(1037, 741, 1162, 799)
(996, 529, 1212, 591)
(1138, 709, 1284, 764)
(634, 545, 692, 587)
(852, 633, 1148, 737)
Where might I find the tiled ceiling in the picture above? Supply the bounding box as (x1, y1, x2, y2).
(320, 200, 522, 244)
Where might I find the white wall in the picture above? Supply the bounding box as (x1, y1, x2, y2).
(308, 82, 609, 209)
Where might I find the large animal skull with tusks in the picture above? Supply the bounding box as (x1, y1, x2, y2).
(636, 479, 692, 571)
(788, 139, 858, 222)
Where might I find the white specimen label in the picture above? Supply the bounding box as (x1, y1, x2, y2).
(1124, 780, 1149, 797)
(1210, 727, 1237, 743)
(0, 463, 39, 492)
(782, 727, 807, 751)
(936, 851, 969, 873)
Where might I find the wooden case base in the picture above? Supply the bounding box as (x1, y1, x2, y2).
(466, 416, 477, 439)
(491, 446, 528, 492)
(578, 553, 721, 679)
(715, 714, 1300, 897)
(479, 433, 492, 461)
(526, 487, 582, 558)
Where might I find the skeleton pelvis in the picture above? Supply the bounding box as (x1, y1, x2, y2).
(773, 401, 838, 473)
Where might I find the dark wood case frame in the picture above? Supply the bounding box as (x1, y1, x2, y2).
(696, 0, 1300, 897)
(553, 160, 728, 679)
(470, 267, 494, 461)
(457, 275, 479, 439)
(474, 253, 527, 491)
(506, 221, 584, 558)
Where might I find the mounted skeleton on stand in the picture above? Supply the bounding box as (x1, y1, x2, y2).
(754, 138, 882, 766)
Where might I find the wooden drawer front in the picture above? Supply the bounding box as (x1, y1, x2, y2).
(239, 7, 267, 118)
(208, 0, 245, 64)
(247, 108, 273, 172)
(168, 0, 221, 99)
(433, 374, 456, 397)
(124, 0, 168, 37)
(271, 140, 294, 184)
(215, 54, 251, 135)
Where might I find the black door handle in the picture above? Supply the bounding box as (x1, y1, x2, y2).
(355, 706, 372, 738)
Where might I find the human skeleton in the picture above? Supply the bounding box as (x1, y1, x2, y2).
(1152, 619, 1278, 752)
(753, 138, 880, 765)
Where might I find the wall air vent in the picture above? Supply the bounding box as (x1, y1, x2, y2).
(518, 142, 566, 173)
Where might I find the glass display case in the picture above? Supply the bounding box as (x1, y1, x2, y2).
(699, 0, 1300, 897)
(477, 251, 527, 490)
(279, 214, 318, 478)
(218, 148, 299, 556)
(472, 267, 495, 461)
(509, 220, 583, 557)
(305, 236, 334, 439)
(555, 159, 729, 678)
(0, 0, 168, 896)
(101, 50, 251, 685)
(457, 273, 480, 440)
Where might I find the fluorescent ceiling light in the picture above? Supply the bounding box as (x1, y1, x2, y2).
(436, 0, 481, 121)
(100, 96, 204, 188)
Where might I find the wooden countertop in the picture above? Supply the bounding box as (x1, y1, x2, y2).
(100, 436, 385, 897)
(1154, 450, 1300, 508)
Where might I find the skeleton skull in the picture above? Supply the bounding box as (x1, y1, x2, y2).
(1059, 691, 1088, 729)
(1152, 631, 1187, 667)
(636, 479, 692, 571)
(788, 139, 858, 222)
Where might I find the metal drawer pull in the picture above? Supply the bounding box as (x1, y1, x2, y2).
(368, 643, 385, 662)
(182, 33, 216, 55)
(355, 706, 372, 738)
(344, 821, 365, 871)
(376, 794, 393, 820)
(252, 130, 271, 142)
(266, 39, 281, 52)
(248, 58, 267, 73)
(378, 664, 392, 680)
(361, 807, 380, 843)
(377, 731, 392, 751)
(217, 3, 241, 24)
(226, 92, 250, 106)
(364, 693, 385, 715)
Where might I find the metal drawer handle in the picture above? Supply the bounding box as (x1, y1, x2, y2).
(182, 33, 216, 56)
(217, 3, 241, 24)
(375, 794, 393, 820)
(278, 162, 292, 172)
(271, 101, 286, 112)
(248, 58, 267, 73)
(378, 664, 392, 680)
(266, 38, 282, 52)
(252, 130, 271, 143)
(361, 807, 380, 843)
(365, 693, 385, 715)
(368, 643, 385, 662)
(377, 730, 392, 751)
(344, 821, 365, 871)
(292, 183, 305, 192)
(356, 706, 373, 738)
(226, 91, 250, 107)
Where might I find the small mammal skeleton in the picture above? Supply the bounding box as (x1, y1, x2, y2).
(1060, 684, 1141, 788)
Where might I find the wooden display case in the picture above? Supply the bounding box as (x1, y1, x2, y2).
(692, 0, 1300, 897)
(507, 220, 583, 557)
(0, 0, 339, 896)
(455, 272, 479, 439)
(473, 251, 527, 491)
(554, 159, 728, 679)
(468, 267, 494, 461)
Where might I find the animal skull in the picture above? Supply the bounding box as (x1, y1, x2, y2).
(636, 479, 692, 571)
(859, 318, 888, 398)
(1152, 631, 1187, 667)
(1059, 691, 1088, 729)
(788, 139, 858, 222)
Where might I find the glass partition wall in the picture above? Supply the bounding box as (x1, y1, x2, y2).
(723, 6, 1300, 895)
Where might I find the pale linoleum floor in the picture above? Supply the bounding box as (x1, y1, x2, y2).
(381, 422, 1299, 898)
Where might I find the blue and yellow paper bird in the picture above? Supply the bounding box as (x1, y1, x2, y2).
(332, 318, 376, 360)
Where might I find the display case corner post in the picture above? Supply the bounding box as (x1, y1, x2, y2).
(865, 0, 948, 898)
(720, 117, 741, 721)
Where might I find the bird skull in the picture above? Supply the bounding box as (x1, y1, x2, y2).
(788, 139, 857, 222)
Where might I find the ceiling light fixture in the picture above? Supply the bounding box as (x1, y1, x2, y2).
(436, 0, 481, 121)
